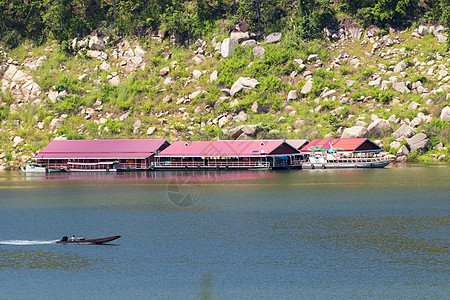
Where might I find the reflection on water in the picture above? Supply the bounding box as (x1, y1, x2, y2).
(0, 166, 449, 299)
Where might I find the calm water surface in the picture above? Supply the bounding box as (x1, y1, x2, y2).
(0, 166, 449, 299)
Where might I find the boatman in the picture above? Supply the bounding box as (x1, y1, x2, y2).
(70, 235, 76, 241)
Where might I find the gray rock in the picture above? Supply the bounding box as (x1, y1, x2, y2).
(392, 82, 410, 94)
(36, 56, 47, 68)
(390, 141, 401, 149)
(418, 24, 428, 36)
(367, 119, 393, 135)
(287, 90, 298, 101)
(440, 106, 450, 121)
(221, 38, 238, 58)
(100, 61, 112, 72)
(307, 54, 320, 62)
(397, 145, 410, 156)
(160, 67, 170, 76)
(252, 45, 265, 59)
(407, 101, 419, 110)
(109, 76, 120, 86)
(209, 70, 218, 82)
(437, 35, 447, 44)
(300, 81, 313, 95)
(251, 101, 259, 113)
(163, 77, 174, 85)
(233, 111, 247, 123)
(13, 136, 23, 144)
(264, 32, 281, 44)
(355, 121, 368, 127)
(229, 124, 259, 139)
(230, 32, 249, 43)
(77, 74, 88, 81)
(230, 77, 260, 97)
(133, 120, 141, 130)
(341, 126, 368, 138)
(134, 46, 147, 58)
(215, 41, 222, 52)
(192, 70, 202, 79)
(369, 78, 381, 87)
(406, 133, 430, 152)
(48, 91, 59, 103)
(393, 124, 415, 141)
(394, 61, 408, 73)
(50, 118, 63, 130)
(89, 35, 105, 51)
(346, 80, 355, 87)
(241, 40, 256, 47)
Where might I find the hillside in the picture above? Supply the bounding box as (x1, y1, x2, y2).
(1, 20, 450, 169)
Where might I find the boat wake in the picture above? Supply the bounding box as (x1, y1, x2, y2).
(0, 240, 59, 245)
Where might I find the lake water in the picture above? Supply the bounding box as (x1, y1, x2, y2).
(0, 165, 449, 299)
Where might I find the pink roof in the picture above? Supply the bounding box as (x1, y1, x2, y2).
(33, 139, 168, 159)
(300, 138, 382, 152)
(157, 140, 297, 157)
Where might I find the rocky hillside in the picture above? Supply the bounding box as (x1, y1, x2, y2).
(0, 23, 449, 170)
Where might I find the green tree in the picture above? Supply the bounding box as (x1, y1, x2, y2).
(293, 0, 335, 40)
(441, 0, 450, 49)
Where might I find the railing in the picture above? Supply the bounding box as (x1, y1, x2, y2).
(154, 161, 271, 168)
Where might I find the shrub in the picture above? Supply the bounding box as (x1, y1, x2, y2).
(56, 95, 84, 114)
(377, 90, 395, 105)
(0, 104, 9, 121)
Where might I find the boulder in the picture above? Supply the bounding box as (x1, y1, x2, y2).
(147, 127, 157, 135)
(230, 32, 249, 43)
(241, 40, 257, 47)
(233, 111, 247, 123)
(406, 133, 430, 152)
(89, 35, 105, 51)
(48, 90, 59, 103)
(50, 118, 63, 130)
(109, 76, 120, 86)
(307, 54, 320, 62)
(394, 61, 408, 73)
(407, 101, 419, 110)
(300, 81, 313, 95)
(367, 119, 392, 135)
(230, 77, 260, 97)
(440, 106, 450, 122)
(341, 126, 368, 138)
(209, 70, 218, 82)
(264, 32, 282, 44)
(100, 61, 112, 72)
(13, 136, 23, 144)
(229, 124, 258, 139)
(393, 124, 415, 141)
(134, 46, 147, 58)
(287, 90, 298, 101)
(192, 70, 202, 79)
(392, 82, 410, 93)
(160, 67, 170, 76)
(163, 77, 174, 86)
(221, 38, 238, 58)
(397, 145, 410, 156)
(252, 45, 265, 59)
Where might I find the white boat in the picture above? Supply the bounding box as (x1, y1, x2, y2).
(21, 161, 66, 173)
(302, 152, 393, 169)
(21, 163, 48, 173)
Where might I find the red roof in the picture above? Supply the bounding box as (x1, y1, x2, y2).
(157, 140, 298, 157)
(300, 138, 382, 152)
(33, 139, 168, 159)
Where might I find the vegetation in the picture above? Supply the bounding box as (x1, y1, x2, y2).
(1, 1, 450, 49)
(0, 1, 449, 168)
